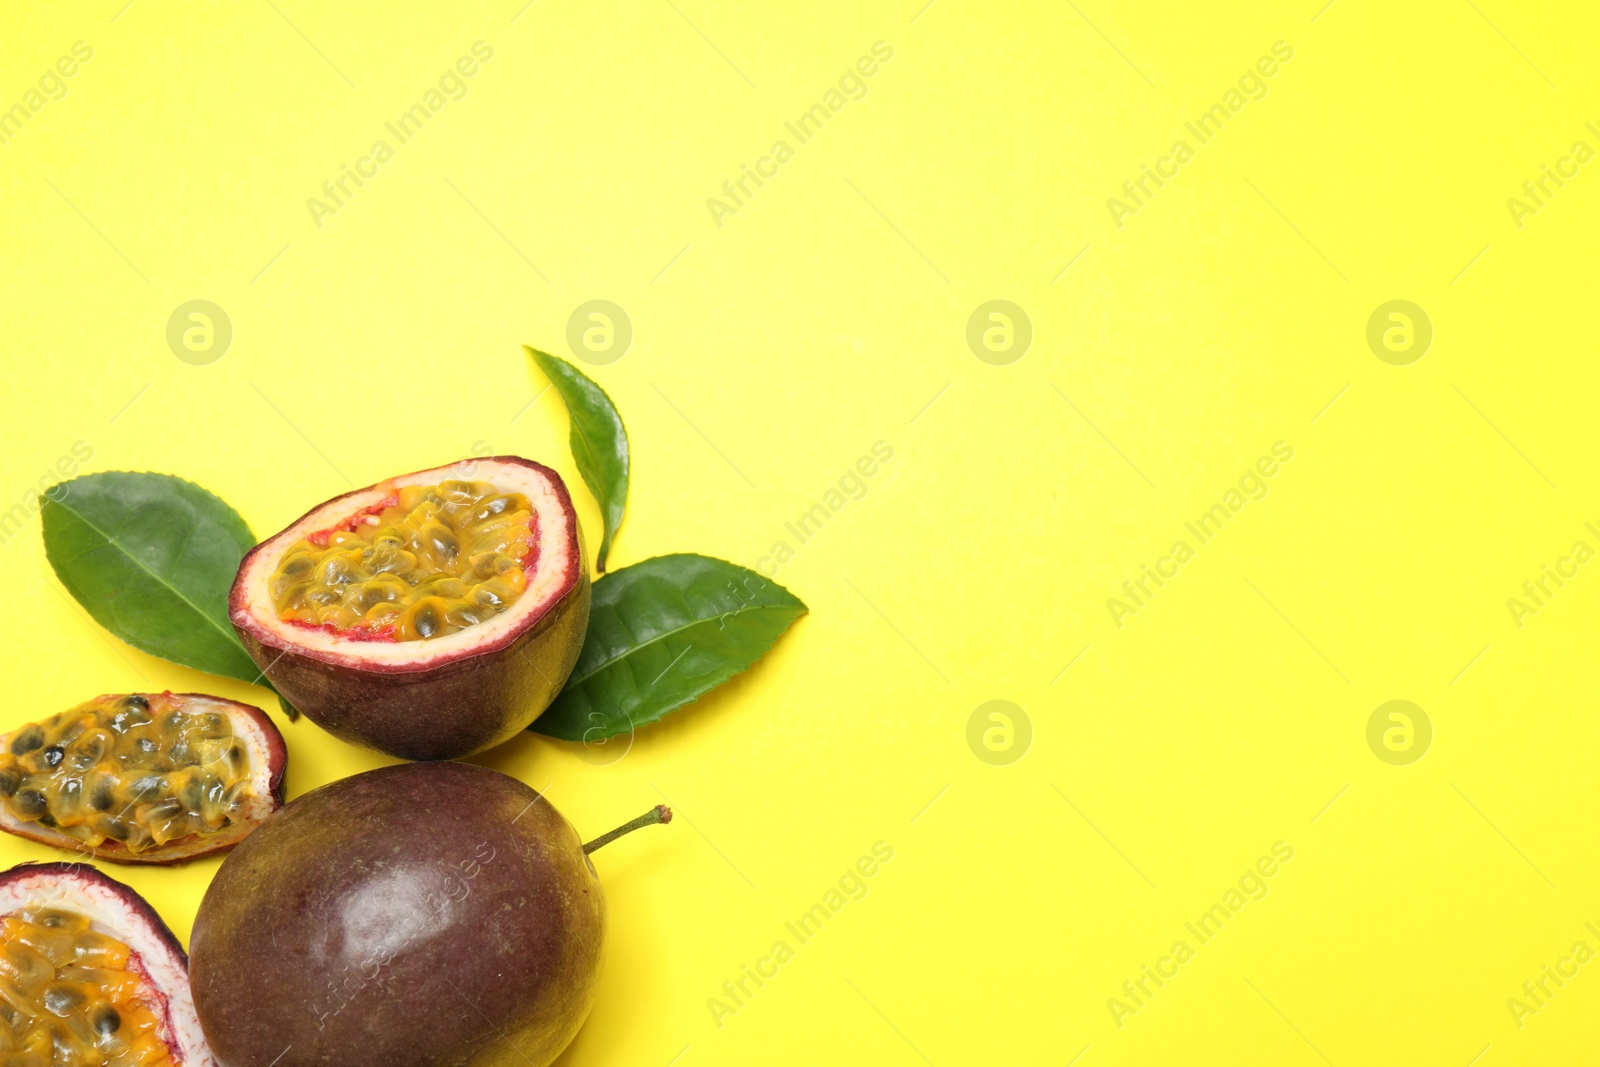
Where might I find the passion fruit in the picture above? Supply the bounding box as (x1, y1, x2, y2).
(0, 861, 216, 1064)
(0, 693, 285, 865)
(229, 457, 590, 760)
(188, 761, 668, 1067)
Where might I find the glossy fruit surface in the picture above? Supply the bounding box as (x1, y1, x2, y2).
(189, 762, 605, 1067)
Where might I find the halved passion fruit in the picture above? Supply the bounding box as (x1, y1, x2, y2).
(0, 862, 214, 1065)
(0, 694, 285, 866)
(229, 457, 590, 761)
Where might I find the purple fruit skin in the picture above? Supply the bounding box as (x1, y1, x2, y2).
(188, 762, 606, 1067)
(234, 573, 589, 760)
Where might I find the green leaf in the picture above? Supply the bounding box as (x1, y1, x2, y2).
(278, 693, 301, 722)
(41, 472, 263, 684)
(533, 554, 806, 741)
(525, 346, 630, 573)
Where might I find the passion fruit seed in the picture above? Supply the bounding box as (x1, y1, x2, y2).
(13, 791, 47, 819)
(267, 479, 537, 642)
(0, 907, 174, 1065)
(0, 695, 256, 854)
(9, 728, 42, 757)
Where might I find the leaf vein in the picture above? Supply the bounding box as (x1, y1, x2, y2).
(52, 500, 241, 650)
(562, 602, 799, 690)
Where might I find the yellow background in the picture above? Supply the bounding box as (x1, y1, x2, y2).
(3, 1, 1598, 1063)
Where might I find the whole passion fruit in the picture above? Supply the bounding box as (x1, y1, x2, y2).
(229, 457, 590, 760)
(0, 693, 285, 865)
(0, 861, 216, 1064)
(188, 761, 668, 1067)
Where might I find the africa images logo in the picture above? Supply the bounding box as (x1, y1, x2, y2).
(1107, 842, 1295, 1029)
(305, 42, 495, 228)
(706, 842, 894, 1029)
(705, 41, 895, 228)
(1106, 441, 1294, 627)
(1106, 41, 1294, 229)
(0, 40, 94, 148)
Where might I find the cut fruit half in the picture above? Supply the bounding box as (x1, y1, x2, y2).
(0, 861, 216, 1065)
(230, 457, 590, 760)
(0, 693, 285, 866)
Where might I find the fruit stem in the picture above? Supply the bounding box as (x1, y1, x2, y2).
(583, 804, 672, 854)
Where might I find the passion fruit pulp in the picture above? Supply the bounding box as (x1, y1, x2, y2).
(188, 762, 668, 1067)
(265, 479, 538, 642)
(229, 457, 590, 761)
(0, 694, 285, 865)
(0, 862, 215, 1065)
